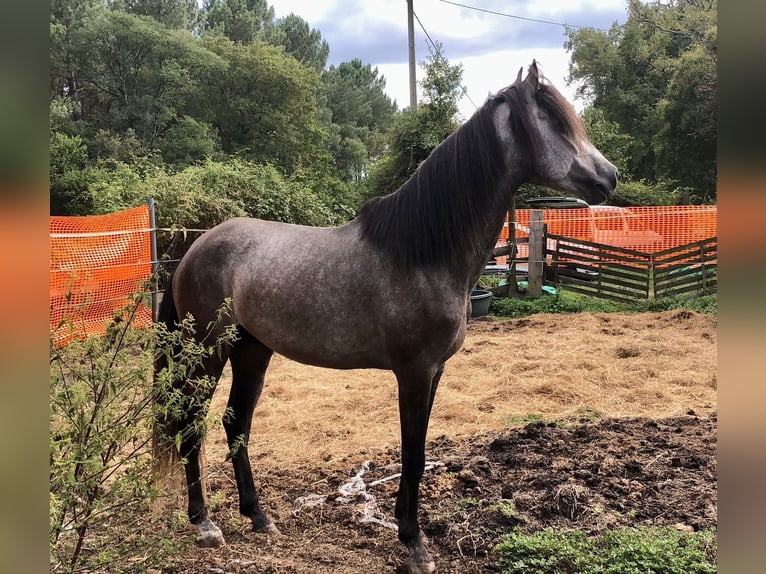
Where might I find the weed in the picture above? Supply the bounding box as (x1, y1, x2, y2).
(490, 290, 716, 318)
(495, 526, 717, 574)
(574, 407, 601, 422)
(503, 413, 546, 427)
(489, 500, 518, 519)
(50, 288, 236, 573)
(456, 497, 482, 511)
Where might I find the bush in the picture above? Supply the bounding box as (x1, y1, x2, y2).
(489, 290, 717, 318)
(50, 131, 93, 215)
(50, 292, 159, 571)
(495, 527, 717, 574)
(49, 289, 238, 572)
(608, 179, 682, 207)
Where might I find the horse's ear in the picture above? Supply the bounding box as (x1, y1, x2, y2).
(527, 60, 540, 88)
(515, 66, 523, 84)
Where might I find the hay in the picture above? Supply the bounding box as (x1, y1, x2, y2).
(204, 311, 717, 467)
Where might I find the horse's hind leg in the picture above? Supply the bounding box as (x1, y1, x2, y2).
(224, 327, 278, 535)
(394, 364, 443, 574)
(178, 354, 228, 547)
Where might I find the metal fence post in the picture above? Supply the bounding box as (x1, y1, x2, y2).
(148, 198, 159, 322)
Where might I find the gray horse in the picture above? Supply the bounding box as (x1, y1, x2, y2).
(154, 61, 617, 573)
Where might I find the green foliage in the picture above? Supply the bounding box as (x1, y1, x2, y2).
(202, 0, 275, 44)
(112, 0, 201, 30)
(581, 107, 633, 178)
(364, 45, 463, 199)
(193, 35, 329, 173)
(49, 1, 399, 221)
(495, 527, 717, 574)
(490, 290, 627, 318)
(50, 290, 238, 572)
(50, 292, 158, 570)
(156, 116, 222, 168)
(72, 11, 219, 156)
(419, 42, 464, 122)
(50, 131, 93, 215)
(321, 59, 398, 182)
(148, 159, 339, 230)
(566, 0, 717, 200)
(608, 179, 681, 207)
(489, 289, 717, 318)
(270, 13, 329, 72)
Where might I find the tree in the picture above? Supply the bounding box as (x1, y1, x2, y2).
(69, 11, 223, 161)
(270, 13, 329, 72)
(565, 0, 717, 200)
(190, 35, 329, 174)
(321, 59, 397, 181)
(202, 0, 275, 44)
(50, 0, 105, 105)
(364, 44, 462, 198)
(581, 107, 633, 178)
(110, 0, 201, 31)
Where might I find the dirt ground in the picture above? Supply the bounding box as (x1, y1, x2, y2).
(159, 310, 717, 574)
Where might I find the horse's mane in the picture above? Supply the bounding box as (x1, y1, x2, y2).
(535, 80, 589, 148)
(357, 74, 584, 271)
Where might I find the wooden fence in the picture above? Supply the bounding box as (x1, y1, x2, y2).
(543, 234, 717, 303)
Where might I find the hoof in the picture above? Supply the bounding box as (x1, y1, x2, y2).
(194, 517, 225, 548)
(254, 521, 280, 537)
(403, 531, 435, 574)
(403, 560, 436, 574)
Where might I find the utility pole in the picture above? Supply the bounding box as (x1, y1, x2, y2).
(407, 0, 417, 109)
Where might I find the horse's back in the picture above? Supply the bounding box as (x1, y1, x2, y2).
(173, 217, 468, 370)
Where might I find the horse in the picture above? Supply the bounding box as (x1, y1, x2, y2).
(153, 60, 617, 573)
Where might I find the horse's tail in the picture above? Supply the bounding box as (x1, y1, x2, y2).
(152, 271, 183, 482)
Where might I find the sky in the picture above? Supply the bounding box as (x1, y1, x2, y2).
(267, 0, 628, 119)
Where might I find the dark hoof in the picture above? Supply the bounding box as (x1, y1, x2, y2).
(403, 531, 435, 573)
(194, 517, 225, 547)
(403, 560, 436, 574)
(254, 521, 280, 537)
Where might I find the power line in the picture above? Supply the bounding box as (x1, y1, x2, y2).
(438, 0, 611, 33)
(410, 3, 479, 111)
(412, 9, 440, 57)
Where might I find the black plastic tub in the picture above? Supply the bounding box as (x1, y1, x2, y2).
(470, 289, 492, 317)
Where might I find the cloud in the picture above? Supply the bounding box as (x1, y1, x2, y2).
(267, 0, 628, 115)
(300, 0, 624, 65)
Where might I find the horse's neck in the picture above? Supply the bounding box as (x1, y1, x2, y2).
(455, 179, 519, 289)
(355, 107, 528, 279)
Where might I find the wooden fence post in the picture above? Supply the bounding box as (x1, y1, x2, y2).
(528, 210, 544, 296)
(507, 194, 517, 296)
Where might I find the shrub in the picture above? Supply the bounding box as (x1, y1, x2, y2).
(49, 288, 237, 572)
(50, 292, 158, 571)
(489, 290, 717, 318)
(495, 527, 717, 574)
(608, 179, 682, 207)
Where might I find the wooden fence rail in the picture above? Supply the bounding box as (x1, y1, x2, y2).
(539, 233, 717, 302)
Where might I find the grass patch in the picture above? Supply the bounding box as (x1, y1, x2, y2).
(495, 526, 717, 574)
(489, 289, 716, 318)
(503, 413, 547, 427)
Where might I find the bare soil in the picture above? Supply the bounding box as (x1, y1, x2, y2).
(156, 310, 717, 574)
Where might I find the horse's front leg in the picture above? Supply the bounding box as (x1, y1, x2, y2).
(394, 364, 444, 574)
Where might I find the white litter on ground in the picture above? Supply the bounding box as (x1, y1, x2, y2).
(293, 460, 444, 531)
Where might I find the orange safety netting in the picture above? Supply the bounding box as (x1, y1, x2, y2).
(50, 205, 153, 348)
(496, 205, 717, 264)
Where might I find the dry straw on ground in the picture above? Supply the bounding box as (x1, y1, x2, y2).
(204, 310, 717, 467)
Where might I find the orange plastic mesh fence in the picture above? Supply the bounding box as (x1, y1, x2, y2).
(50, 205, 153, 348)
(496, 205, 717, 265)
